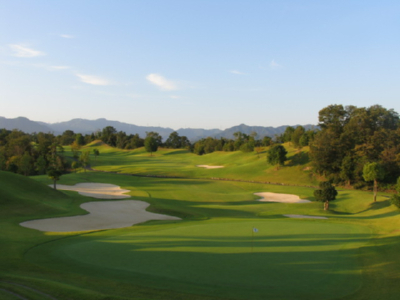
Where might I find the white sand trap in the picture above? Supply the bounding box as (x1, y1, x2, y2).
(52, 183, 131, 199)
(284, 214, 328, 219)
(20, 200, 181, 232)
(254, 192, 310, 203)
(196, 165, 224, 169)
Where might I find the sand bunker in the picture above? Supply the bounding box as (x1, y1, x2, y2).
(53, 183, 131, 199)
(21, 182, 180, 232)
(284, 214, 328, 219)
(196, 165, 224, 169)
(20, 200, 181, 232)
(254, 192, 310, 203)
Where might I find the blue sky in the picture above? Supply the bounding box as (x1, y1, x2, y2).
(1, 0, 399, 130)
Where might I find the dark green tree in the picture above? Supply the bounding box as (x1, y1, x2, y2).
(390, 177, 400, 208)
(144, 132, 161, 156)
(101, 126, 117, 146)
(314, 181, 338, 210)
(267, 145, 287, 168)
(19, 151, 33, 176)
(75, 133, 85, 146)
(93, 148, 100, 160)
(291, 126, 305, 149)
(47, 168, 62, 190)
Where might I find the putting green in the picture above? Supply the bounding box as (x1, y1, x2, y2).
(26, 219, 370, 300)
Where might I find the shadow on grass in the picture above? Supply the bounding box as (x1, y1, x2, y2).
(287, 151, 310, 166)
(30, 228, 400, 300)
(162, 150, 191, 156)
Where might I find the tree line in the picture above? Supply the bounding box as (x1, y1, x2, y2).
(309, 104, 400, 189)
(2, 103, 400, 196)
(0, 129, 99, 179)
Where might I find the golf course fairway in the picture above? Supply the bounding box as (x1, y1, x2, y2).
(26, 219, 370, 300)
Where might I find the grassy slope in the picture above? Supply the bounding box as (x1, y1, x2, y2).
(0, 171, 127, 299)
(80, 140, 317, 186)
(1, 144, 400, 299)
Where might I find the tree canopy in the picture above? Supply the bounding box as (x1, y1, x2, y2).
(310, 104, 400, 187)
(144, 132, 162, 156)
(314, 181, 338, 210)
(267, 145, 287, 167)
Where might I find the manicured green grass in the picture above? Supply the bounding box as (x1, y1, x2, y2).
(26, 218, 370, 300)
(1, 148, 400, 300)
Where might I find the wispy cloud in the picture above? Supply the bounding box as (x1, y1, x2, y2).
(230, 70, 247, 75)
(60, 34, 74, 39)
(9, 44, 45, 57)
(146, 73, 178, 91)
(270, 59, 283, 69)
(76, 73, 111, 86)
(170, 95, 180, 99)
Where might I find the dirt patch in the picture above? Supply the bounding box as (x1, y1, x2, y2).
(254, 192, 310, 203)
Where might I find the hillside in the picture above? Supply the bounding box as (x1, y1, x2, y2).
(79, 141, 317, 187)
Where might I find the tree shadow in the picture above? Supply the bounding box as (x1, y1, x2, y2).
(287, 151, 310, 166)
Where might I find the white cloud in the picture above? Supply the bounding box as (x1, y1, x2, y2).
(230, 70, 246, 75)
(9, 44, 45, 57)
(270, 59, 283, 69)
(146, 73, 178, 91)
(76, 74, 111, 86)
(60, 34, 74, 39)
(170, 95, 180, 99)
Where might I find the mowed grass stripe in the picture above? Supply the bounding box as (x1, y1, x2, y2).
(26, 219, 370, 300)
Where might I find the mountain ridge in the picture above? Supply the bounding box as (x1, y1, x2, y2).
(0, 116, 316, 141)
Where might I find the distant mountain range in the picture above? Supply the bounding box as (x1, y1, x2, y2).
(0, 116, 316, 142)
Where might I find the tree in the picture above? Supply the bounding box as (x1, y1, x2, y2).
(93, 148, 100, 160)
(75, 133, 85, 146)
(363, 162, 385, 202)
(60, 130, 75, 145)
(314, 181, 338, 210)
(262, 136, 272, 146)
(47, 168, 62, 190)
(390, 177, 400, 208)
(291, 126, 305, 149)
(267, 145, 287, 168)
(80, 151, 91, 172)
(282, 126, 295, 143)
(101, 126, 117, 146)
(71, 140, 81, 158)
(19, 151, 33, 176)
(144, 132, 161, 156)
(0, 150, 6, 170)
